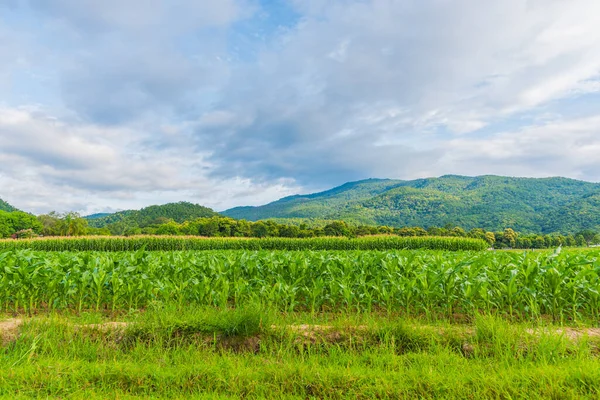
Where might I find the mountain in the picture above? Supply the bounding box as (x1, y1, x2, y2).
(0, 198, 17, 212)
(85, 213, 113, 220)
(223, 175, 600, 234)
(87, 202, 218, 228)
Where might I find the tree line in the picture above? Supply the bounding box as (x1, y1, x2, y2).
(1, 210, 598, 249)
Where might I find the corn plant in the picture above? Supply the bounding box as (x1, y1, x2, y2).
(0, 235, 488, 252)
(2, 248, 600, 320)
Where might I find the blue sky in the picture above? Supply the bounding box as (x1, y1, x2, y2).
(1, 0, 600, 214)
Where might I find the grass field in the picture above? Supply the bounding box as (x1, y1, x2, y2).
(2, 245, 600, 398)
(3, 307, 600, 399)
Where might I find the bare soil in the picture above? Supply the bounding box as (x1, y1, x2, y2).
(0, 318, 23, 346)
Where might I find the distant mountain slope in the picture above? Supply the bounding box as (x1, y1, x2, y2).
(225, 179, 405, 224)
(223, 175, 600, 233)
(0, 198, 17, 212)
(86, 202, 218, 228)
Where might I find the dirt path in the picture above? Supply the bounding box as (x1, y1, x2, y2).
(3, 319, 600, 348)
(526, 327, 600, 341)
(0, 318, 23, 345)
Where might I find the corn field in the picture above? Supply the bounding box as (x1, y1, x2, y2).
(1, 248, 600, 320)
(0, 235, 488, 252)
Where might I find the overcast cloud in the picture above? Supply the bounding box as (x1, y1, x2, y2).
(0, 0, 599, 214)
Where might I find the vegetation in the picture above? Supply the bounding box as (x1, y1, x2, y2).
(3, 244, 600, 397)
(1, 202, 598, 251)
(223, 175, 600, 234)
(85, 201, 218, 234)
(3, 247, 600, 320)
(0, 198, 16, 212)
(3, 309, 600, 398)
(4, 177, 600, 397)
(0, 236, 487, 252)
(0, 211, 42, 239)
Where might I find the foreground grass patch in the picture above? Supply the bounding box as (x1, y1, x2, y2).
(2, 309, 600, 398)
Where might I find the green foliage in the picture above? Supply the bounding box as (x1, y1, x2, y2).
(1, 247, 599, 320)
(0, 235, 487, 252)
(0, 211, 43, 238)
(86, 202, 218, 232)
(223, 175, 600, 234)
(0, 198, 16, 212)
(37, 212, 89, 236)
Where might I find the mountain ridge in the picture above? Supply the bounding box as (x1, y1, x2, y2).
(86, 202, 218, 229)
(0, 198, 17, 213)
(223, 175, 600, 234)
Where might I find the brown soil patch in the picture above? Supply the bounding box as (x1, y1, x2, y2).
(272, 324, 369, 345)
(526, 327, 600, 341)
(0, 318, 23, 346)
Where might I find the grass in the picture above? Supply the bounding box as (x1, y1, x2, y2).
(2, 306, 600, 398)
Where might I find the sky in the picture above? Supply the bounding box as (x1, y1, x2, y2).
(1, 0, 600, 215)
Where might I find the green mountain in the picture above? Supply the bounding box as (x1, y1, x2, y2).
(87, 202, 218, 228)
(0, 198, 17, 212)
(223, 175, 600, 234)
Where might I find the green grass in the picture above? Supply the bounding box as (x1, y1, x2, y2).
(0, 235, 488, 252)
(2, 307, 600, 399)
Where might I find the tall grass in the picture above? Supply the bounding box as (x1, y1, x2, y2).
(2, 310, 600, 399)
(0, 235, 488, 251)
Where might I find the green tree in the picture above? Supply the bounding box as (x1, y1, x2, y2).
(323, 221, 352, 237)
(156, 221, 182, 235)
(576, 230, 599, 246)
(484, 232, 496, 247)
(251, 222, 269, 238)
(575, 234, 587, 247)
(503, 228, 518, 248)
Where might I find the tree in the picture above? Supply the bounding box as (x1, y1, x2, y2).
(37, 212, 87, 236)
(576, 230, 599, 246)
(503, 228, 518, 248)
(484, 232, 496, 246)
(251, 222, 269, 238)
(156, 221, 181, 235)
(519, 238, 532, 249)
(449, 227, 467, 237)
(61, 212, 88, 236)
(279, 225, 300, 238)
(323, 221, 352, 237)
(533, 236, 546, 249)
(198, 218, 220, 237)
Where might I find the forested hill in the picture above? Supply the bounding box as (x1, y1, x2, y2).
(86, 202, 218, 229)
(223, 175, 600, 234)
(0, 198, 16, 212)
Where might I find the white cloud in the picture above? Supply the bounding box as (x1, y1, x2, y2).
(442, 116, 600, 180)
(0, 106, 300, 213)
(2, 0, 600, 213)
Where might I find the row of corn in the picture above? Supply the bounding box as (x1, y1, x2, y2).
(1, 248, 599, 320)
(0, 235, 488, 252)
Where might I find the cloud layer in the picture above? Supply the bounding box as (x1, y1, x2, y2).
(1, 0, 600, 213)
